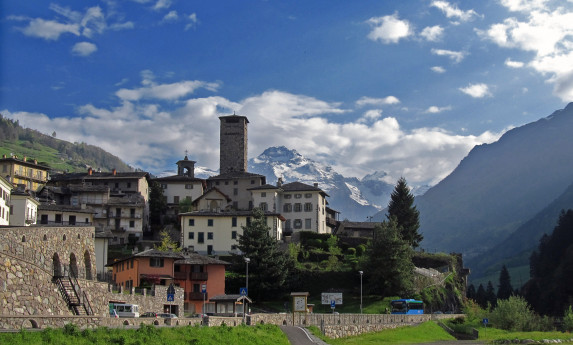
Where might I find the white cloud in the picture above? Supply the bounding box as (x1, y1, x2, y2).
(71, 42, 98, 56)
(356, 96, 400, 107)
(431, 1, 480, 22)
(366, 14, 412, 44)
(425, 105, 452, 113)
(420, 25, 444, 42)
(431, 66, 446, 73)
(431, 48, 465, 63)
(481, 3, 573, 101)
(185, 13, 198, 30)
(153, 0, 172, 11)
(17, 18, 80, 40)
(459, 83, 492, 98)
(0, 76, 503, 187)
(505, 58, 524, 68)
(162, 11, 178, 22)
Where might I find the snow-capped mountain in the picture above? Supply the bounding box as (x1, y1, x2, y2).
(248, 146, 395, 221)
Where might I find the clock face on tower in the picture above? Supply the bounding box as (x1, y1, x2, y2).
(294, 296, 306, 312)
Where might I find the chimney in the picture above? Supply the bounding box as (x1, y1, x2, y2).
(277, 177, 283, 187)
(33, 160, 37, 164)
(112, 169, 117, 175)
(2, 154, 6, 159)
(314, 183, 318, 188)
(88, 167, 93, 175)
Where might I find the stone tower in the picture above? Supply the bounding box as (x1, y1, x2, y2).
(219, 114, 249, 174)
(177, 155, 196, 177)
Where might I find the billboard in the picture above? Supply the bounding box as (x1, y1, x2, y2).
(321, 292, 343, 305)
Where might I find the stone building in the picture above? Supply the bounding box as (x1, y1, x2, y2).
(219, 114, 248, 174)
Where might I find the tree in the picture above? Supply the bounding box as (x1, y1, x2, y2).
(486, 281, 497, 308)
(497, 265, 514, 300)
(467, 284, 477, 301)
(154, 230, 181, 252)
(475, 283, 487, 308)
(364, 217, 414, 297)
(387, 177, 423, 248)
(179, 197, 193, 213)
(149, 181, 167, 226)
(236, 208, 292, 300)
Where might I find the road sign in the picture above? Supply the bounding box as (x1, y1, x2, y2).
(483, 318, 488, 325)
(330, 300, 336, 309)
(240, 287, 248, 296)
(167, 293, 174, 302)
(201, 284, 207, 294)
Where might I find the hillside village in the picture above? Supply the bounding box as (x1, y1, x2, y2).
(1, 113, 382, 318)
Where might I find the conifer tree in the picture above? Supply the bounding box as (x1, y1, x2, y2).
(497, 265, 514, 300)
(486, 281, 497, 308)
(364, 217, 414, 297)
(149, 181, 167, 226)
(387, 177, 423, 248)
(467, 284, 477, 301)
(476, 283, 487, 308)
(237, 208, 292, 300)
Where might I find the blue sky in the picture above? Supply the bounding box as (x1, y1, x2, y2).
(1, 0, 572, 187)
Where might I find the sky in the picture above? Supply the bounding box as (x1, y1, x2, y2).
(1, 0, 572, 187)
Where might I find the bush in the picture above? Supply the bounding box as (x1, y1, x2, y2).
(346, 247, 356, 256)
(563, 305, 573, 332)
(489, 296, 537, 331)
(356, 244, 366, 257)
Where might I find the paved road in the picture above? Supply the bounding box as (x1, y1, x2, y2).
(280, 326, 330, 345)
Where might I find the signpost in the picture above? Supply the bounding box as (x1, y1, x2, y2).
(202, 284, 207, 317)
(330, 300, 336, 313)
(167, 284, 175, 302)
(483, 318, 488, 338)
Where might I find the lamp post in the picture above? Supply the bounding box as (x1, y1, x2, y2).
(244, 257, 250, 324)
(359, 271, 363, 314)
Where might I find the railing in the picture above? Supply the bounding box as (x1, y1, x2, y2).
(39, 221, 93, 226)
(190, 272, 208, 280)
(189, 292, 207, 300)
(174, 272, 187, 280)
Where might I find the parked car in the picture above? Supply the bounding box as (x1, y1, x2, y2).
(158, 313, 178, 318)
(140, 312, 159, 318)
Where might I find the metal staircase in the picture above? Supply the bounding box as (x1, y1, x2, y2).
(54, 266, 93, 316)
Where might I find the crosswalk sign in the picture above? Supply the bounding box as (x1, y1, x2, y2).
(240, 287, 248, 296)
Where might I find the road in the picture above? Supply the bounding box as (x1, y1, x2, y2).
(280, 326, 330, 345)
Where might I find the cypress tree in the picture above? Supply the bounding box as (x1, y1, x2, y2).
(387, 177, 423, 248)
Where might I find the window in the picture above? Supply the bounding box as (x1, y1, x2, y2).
(225, 181, 229, 185)
(55, 214, 62, 223)
(251, 180, 255, 184)
(234, 181, 238, 185)
(161, 184, 167, 189)
(305, 193, 312, 198)
(233, 201, 238, 209)
(294, 219, 302, 229)
(305, 219, 312, 229)
(174, 196, 180, 203)
(232, 217, 237, 227)
(150, 257, 164, 267)
(69, 215, 76, 225)
(188, 232, 194, 240)
(261, 192, 266, 197)
(304, 203, 313, 212)
(198, 232, 204, 243)
(294, 203, 302, 212)
(207, 232, 213, 240)
(232, 231, 237, 239)
(131, 259, 134, 269)
(115, 183, 119, 188)
(207, 219, 213, 226)
(246, 217, 251, 225)
(233, 188, 238, 196)
(207, 245, 213, 255)
(283, 203, 292, 212)
(284, 194, 292, 199)
(285, 219, 291, 230)
(216, 181, 220, 185)
(127, 182, 131, 188)
(189, 219, 195, 226)
(129, 220, 135, 228)
(259, 202, 268, 211)
(295, 194, 302, 199)
(185, 184, 193, 189)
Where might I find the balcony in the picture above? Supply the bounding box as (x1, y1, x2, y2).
(188, 292, 207, 300)
(190, 272, 208, 281)
(174, 272, 187, 280)
(39, 220, 93, 226)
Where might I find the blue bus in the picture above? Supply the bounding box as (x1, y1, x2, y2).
(390, 299, 424, 314)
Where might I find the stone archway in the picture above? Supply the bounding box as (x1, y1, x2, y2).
(52, 253, 62, 277)
(69, 253, 78, 278)
(84, 250, 92, 280)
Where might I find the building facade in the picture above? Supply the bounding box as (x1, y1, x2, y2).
(0, 175, 12, 226)
(9, 189, 39, 226)
(219, 114, 248, 174)
(0, 155, 50, 192)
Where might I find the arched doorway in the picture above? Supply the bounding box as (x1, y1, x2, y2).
(69, 253, 78, 278)
(84, 250, 92, 280)
(52, 253, 62, 277)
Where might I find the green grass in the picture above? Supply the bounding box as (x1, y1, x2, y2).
(0, 323, 290, 345)
(0, 140, 84, 173)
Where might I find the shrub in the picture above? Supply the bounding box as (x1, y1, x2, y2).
(346, 247, 356, 256)
(489, 296, 537, 331)
(563, 305, 573, 332)
(356, 244, 366, 257)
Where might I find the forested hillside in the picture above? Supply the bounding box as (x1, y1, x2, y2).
(0, 114, 132, 173)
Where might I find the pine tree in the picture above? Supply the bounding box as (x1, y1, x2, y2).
(467, 284, 477, 301)
(149, 181, 167, 226)
(154, 230, 181, 252)
(364, 217, 414, 297)
(387, 177, 423, 248)
(497, 265, 514, 300)
(476, 283, 487, 308)
(486, 281, 497, 308)
(237, 208, 292, 300)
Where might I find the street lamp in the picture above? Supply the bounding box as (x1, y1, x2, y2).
(359, 271, 363, 314)
(244, 257, 250, 324)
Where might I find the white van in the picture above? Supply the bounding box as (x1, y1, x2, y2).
(112, 303, 140, 317)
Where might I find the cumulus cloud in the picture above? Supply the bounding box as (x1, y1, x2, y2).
(356, 96, 400, 107)
(162, 11, 178, 22)
(431, 1, 480, 22)
(459, 83, 492, 98)
(480, 3, 573, 101)
(153, 0, 172, 11)
(505, 58, 524, 68)
(425, 105, 452, 113)
(16, 18, 80, 40)
(185, 13, 198, 30)
(431, 66, 446, 73)
(431, 48, 465, 63)
(420, 25, 444, 42)
(366, 14, 412, 44)
(71, 42, 98, 56)
(0, 75, 502, 187)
